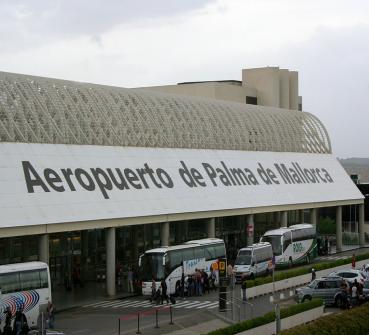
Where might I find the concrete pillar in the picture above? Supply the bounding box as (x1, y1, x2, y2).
(39, 234, 49, 264)
(359, 204, 365, 247)
(207, 218, 216, 238)
(310, 208, 317, 226)
(106, 227, 116, 297)
(281, 211, 288, 228)
(161, 222, 170, 246)
(336, 206, 343, 252)
(247, 214, 254, 246)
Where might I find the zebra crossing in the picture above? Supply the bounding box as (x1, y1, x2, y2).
(83, 299, 219, 310)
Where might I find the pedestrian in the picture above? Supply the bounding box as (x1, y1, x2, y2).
(116, 263, 123, 290)
(311, 268, 316, 282)
(151, 278, 157, 301)
(181, 271, 185, 298)
(227, 263, 234, 288)
(3, 306, 12, 335)
(47, 301, 55, 329)
(241, 274, 247, 302)
(352, 254, 356, 269)
(160, 279, 169, 304)
(13, 306, 28, 335)
(128, 267, 134, 293)
(351, 279, 358, 306)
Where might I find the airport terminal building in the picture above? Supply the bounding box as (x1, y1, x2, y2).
(0, 67, 365, 303)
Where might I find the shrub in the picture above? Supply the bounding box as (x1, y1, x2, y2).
(280, 301, 369, 335)
(204, 299, 322, 335)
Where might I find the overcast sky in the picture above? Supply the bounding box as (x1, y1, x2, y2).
(0, 0, 368, 158)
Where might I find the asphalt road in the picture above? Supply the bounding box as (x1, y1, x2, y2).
(56, 286, 298, 335)
(56, 248, 369, 335)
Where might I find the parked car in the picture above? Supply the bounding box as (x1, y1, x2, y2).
(362, 280, 369, 300)
(295, 276, 345, 306)
(328, 269, 365, 285)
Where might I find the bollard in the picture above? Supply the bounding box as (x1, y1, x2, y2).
(136, 313, 141, 334)
(275, 303, 281, 334)
(169, 306, 174, 325)
(154, 309, 160, 328)
(118, 318, 121, 335)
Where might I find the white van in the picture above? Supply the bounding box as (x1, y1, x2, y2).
(233, 242, 273, 282)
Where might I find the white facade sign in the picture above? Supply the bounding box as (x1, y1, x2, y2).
(0, 143, 363, 228)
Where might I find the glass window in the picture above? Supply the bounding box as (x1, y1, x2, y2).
(326, 281, 339, 289)
(40, 269, 49, 288)
(0, 272, 20, 294)
(169, 250, 183, 270)
(182, 248, 195, 261)
(204, 246, 215, 261)
(214, 244, 226, 258)
(194, 247, 204, 259)
(20, 270, 40, 291)
(139, 253, 165, 281)
(317, 281, 326, 289)
(235, 250, 251, 265)
(260, 236, 282, 256)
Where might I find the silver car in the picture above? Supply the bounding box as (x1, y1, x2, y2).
(295, 277, 344, 305)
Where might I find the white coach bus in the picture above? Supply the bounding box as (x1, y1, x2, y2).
(139, 238, 226, 296)
(260, 224, 317, 267)
(0, 262, 52, 330)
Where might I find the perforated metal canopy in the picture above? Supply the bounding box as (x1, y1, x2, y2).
(0, 71, 331, 153)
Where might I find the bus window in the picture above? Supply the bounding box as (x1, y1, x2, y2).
(235, 250, 252, 265)
(261, 236, 282, 256)
(140, 253, 165, 281)
(168, 250, 183, 272)
(283, 235, 291, 252)
(20, 270, 41, 291)
(182, 248, 195, 261)
(0, 273, 20, 294)
(194, 247, 205, 259)
(214, 244, 226, 258)
(204, 246, 216, 261)
(40, 269, 49, 288)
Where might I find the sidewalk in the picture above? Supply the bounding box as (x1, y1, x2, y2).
(52, 281, 136, 311)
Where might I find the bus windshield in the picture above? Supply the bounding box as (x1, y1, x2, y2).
(260, 235, 282, 256)
(235, 250, 252, 265)
(139, 253, 166, 281)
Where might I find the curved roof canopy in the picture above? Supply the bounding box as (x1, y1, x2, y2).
(0, 71, 331, 153)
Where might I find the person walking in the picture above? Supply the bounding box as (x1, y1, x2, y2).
(3, 307, 12, 335)
(160, 279, 169, 304)
(352, 254, 356, 269)
(351, 279, 358, 306)
(241, 274, 247, 302)
(311, 268, 316, 282)
(47, 301, 55, 329)
(128, 267, 134, 293)
(227, 263, 234, 289)
(13, 306, 28, 335)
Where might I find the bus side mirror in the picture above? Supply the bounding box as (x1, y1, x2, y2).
(138, 257, 142, 267)
(162, 256, 166, 266)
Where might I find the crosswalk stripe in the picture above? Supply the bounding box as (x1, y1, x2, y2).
(173, 301, 200, 308)
(183, 301, 205, 309)
(83, 299, 220, 310)
(83, 301, 110, 308)
(193, 301, 214, 309)
(171, 300, 199, 307)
